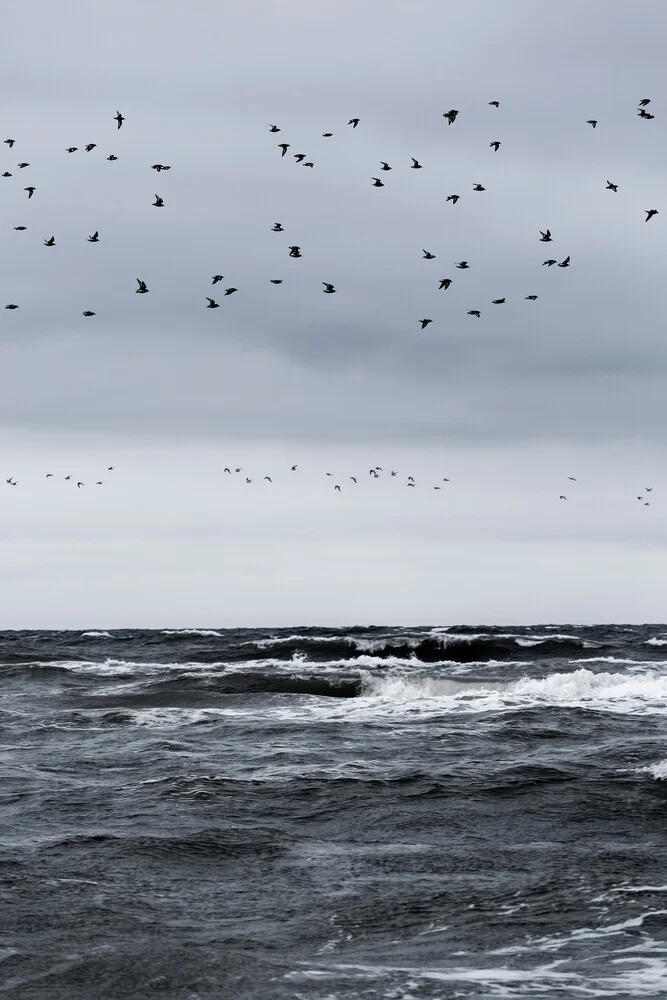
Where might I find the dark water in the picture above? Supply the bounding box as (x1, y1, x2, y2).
(3, 624, 667, 998)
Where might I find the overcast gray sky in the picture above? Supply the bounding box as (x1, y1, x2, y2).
(2, 0, 667, 628)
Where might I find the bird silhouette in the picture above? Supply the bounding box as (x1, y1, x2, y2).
(88, 231, 99, 242)
(543, 259, 557, 266)
(456, 261, 469, 269)
(114, 111, 125, 129)
(586, 120, 597, 128)
(24, 187, 35, 198)
(294, 153, 306, 163)
(539, 229, 552, 242)
(224, 287, 238, 295)
(348, 119, 360, 127)
(153, 195, 164, 207)
(606, 181, 618, 192)
(14, 226, 27, 231)
(2, 172, 11, 177)
(446, 194, 460, 204)
(558, 256, 571, 267)
(271, 223, 284, 231)
(106, 154, 118, 161)
(85, 144, 96, 152)
(489, 101, 500, 108)
(278, 143, 290, 156)
(43, 236, 55, 246)
(639, 99, 651, 107)
(206, 298, 219, 309)
(490, 141, 501, 151)
(82, 310, 96, 317)
(17, 162, 29, 168)
(303, 161, 314, 167)
(525, 294, 539, 300)
(334, 484, 341, 491)
(212, 275, 224, 284)
(322, 283, 336, 293)
(439, 278, 452, 290)
(380, 161, 392, 171)
(559, 495, 567, 500)
(4, 139, 15, 147)
(638, 110, 655, 119)
(269, 124, 281, 132)
(270, 279, 283, 284)
(473, 183, 486, 191)
(66, 147, 78, 153)
(5, 304, 18, 310)
(136, 279, 149, 294)
(411, 158, 423, 169)
(422, 250, 436, 259)
(371, 177, 384, 187)
(492, 298, 505, 304)
(468, 310, 481, 318)
(646, 209, 658, 222)
(419, 319, 433, 329)
(288, 246, 302, 257)
(443, 110, 459, 125)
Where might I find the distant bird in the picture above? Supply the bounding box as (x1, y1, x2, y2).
(245, 478, 253, 484)
(473, 183, 485, 191)
(568, 477, 577, 481)
(43, 236, 55, 246)
(539, 229, 552, 242)
(371, 177, 384, 187)
(82, 310, 96, 317)
(4, 139, 15, 147)
(350, 476, 357, 483)
(152, 194, 164, 207)
(77, 482, 84, 488)
(46, 474, 52, 478)
(422, 250, 436, 259)
(206, 298, 219, 308)
(294, 153, 306, 163)
(456, 261, 469, 269)
(646, 209, 658, 222)
(558, 256, 570, 267)
(586, 120, 597, 128)
(369, 469, 378, 477)
(278, 144, 290, 156)
(17, 162, 28, 168)
(638, 110, 655, 119)
(264, 477, 272, 482)
(88, 231, 99, 242)
(322, 133, 333, 137)
(525, 294, 538, 300)
(408, 476, 414, 482)
(492, 298, 505, 304)
(24, 187, 35, 198)
(224, 287, 237, 295)
(85, 144, 96, 152)
(303, 161, 314, 168)
(407, 482, 415, 487)
(411, 158, 423, 169)
(639, 99, 651, 107)
(269, 124, 281, 132)
(391, 471, 397, 476)
(490, 141, 501, 151)
(270, 279, 283, 284)
(322, 283, 336, 293)
(291, 465, 297, 471)
(543, 259, 557, 266)
(106, 154, 118, 161)
(1, 172, 11, 177)
(95, 482, 103, 486)
(271, 223, 284, 231)
(468, 310, 481, 318)
(136, 279, 149, 294)
(419, 318, 433, 329)
(65, 476, 71, 480)
(66, 147, 77, 153)
(559, 495, 567, 500)
(646, 487, 653, 492)
(606, 181, 618, 192)
(107, 466, 114, 471)
(443, 109, 459, 125)
(439, 278, 452, 290)
(14, 226, 27, 230)
(380, 162, 392, 171)
(288, 246, 302, 257)
(348, 119, 360, 128)
(151, 164, 167, 171)
(446, 194, 460, 204)
(489, 101, 500, 107)
(334, 484, 341, 491)
(212, 275, 224, 284)
(4, 304, 18, 310)
(114, 110, 125, 129)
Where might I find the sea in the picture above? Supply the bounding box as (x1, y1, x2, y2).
(2, 624, 667, 999)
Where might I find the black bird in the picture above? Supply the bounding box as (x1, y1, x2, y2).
(586, 120, 597, 128)
(269, 124, 281, 132)
(439, 278, 452, 290)
(559, 495, 567, 500)
(206, 298, 219, 308)
(646, 209, 658, 221)
(407, 482, 415, 487)
(14, 226, 27, 230)
(288, 246, 302, 257)
(638, 110, 655, 119)
(278, 143, 290, 156)
(1, 172, 11, 177)
(85, 144, 96, 151)
(369, 469, 378, 477)
(606, 181, 618, 192)
(271, 223, 284, 231)
(455, 261, 469, 269)
(303, 161, 314, 167)
(490, 141, 501, 151)
(264, 477, 272, 482)
(17, 162, 29, 168)
(350, 476, 357, 483)
(322, 282, 336, 293)
(294, 153, 306, 162)
(224, 287, 237, 296)
(468, 310, 481, 318)
(372, 177, 384, 187)
(95, 482, 103, 486)
(492, 298, 505, 304)
(639, 99, 651, 107)
(539, 229, 552, 242)
(422, 249, 436, 259)
(77, 482, 84, 488)
(136, 279, 149, 294)
(446, 194, 460, 204)
(245, 478, 253, 484)
(211, 275, 224, 285)
(543, 259, 557, 266)
(4, 139, 15, 147)
(82, 310, 96, 316)
(88, 231, 99, 242)
(151, 164, 166, 171)
(380, 161, 391, 170)
(46, 474, 53, 478)
(334, 484, 341, 491)
(489, 101, 500, 107)
(106, 154, 118, 161)
(348, 119, 360, 127)
(114, 110, 125, 129)
(646, 487, 653, 492)
(65, 476, 71, 480)
(473, 183, 485, 191)
(270, 279, 283, 284)
(25, 187, 35, 198)
(291, 465, 297, 470)
(525, 294, 539, 300)
(322, 132, 333, 137)
(408, 476, 414, 482)
(224, 468, 231, 473)
(568, 477, 577, 481)
(411, 158, 423, 169)
(391, 471, 397, 476)
(107, 467, 114, 471)
(153, 194, 164, 207)
(43, 236, 55, 246)
(443, 110, 459, 125)
(5, 304, 18, 310)
(558, 256, 571, 267)
(66, 147, 78, 153)
(419, 318, 433, 329)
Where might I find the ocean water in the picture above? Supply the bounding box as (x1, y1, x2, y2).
(2, 625, 667, 998)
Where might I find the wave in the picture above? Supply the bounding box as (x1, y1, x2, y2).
(646, 637, 667, 646)
(161, 629, 223, 638)
(635, 759, 667, 780)
(81, 631, 112, 638)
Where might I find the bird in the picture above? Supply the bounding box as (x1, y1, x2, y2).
(5, 304, 18, 310)
(558, 256, 571, 267)
(106, 154, 118, 161)
(407, 482, 415, 488)
(24, 187, 35, 198)
(288, 246, 302, 257)
(434, 486, 441, 490)
(136, 279, 149, 294)
(422, 250, 436, 259)
(224, 468, 231, 473)
(152, 195, 164, 207)
(17, 162, 29, 168)
(380, 162, 391, 171)
(4, 139, 15, 147)
(212, 275, 224, 284)
(334, 484, 341, 491)
(88, 231, 99, 242)
(371, 177, 384, 187)
(1, 172, 11, 177)
(66, 147, 78, 153)
(82, 310, 96, 317)
(206, 298, 219, 308)
(303, 161, 314, 168)
(439, 279, 452, 290)
(294, 153, 306, 163)
(638, 110, 655, 119)
(114, 110, 125, 129)
(278, 144, 290, 156)
(43, 236, 55, 246)
(473, 183, 486, 191)
(391, 471, 397, 477)
(369, 469, 378, 477)
(586, 120, 597, 128)
(492, 298, 505, 304)
(489, 100, 500, 107)
(270, 279, 283, 284)
(539, 229, 552, 242)
(269, 124, 281, 132)
(525, 295, 539, 300)
(407, 476, 414, 482)
(322, 283, 336, 293)
(468, 310, 481, 318)
(224, 287, 237, 295)
(322, 132, 333, 137)
(77, 482, 84, 488)
(245, 478, 253, 484)
(443, 110, 459, 125)
(490, 141, 501, 151)
(107, 466, 114, 471)
(85, 144, 96, 152)
(446, 194, 460, 204)
(568, 477, 577, 481)
(46, 474, 53, 478)
(411, 158, 423, 169)
(95, 482, 103, 486)
(559, 495, 567, 500)
(639, 98, 651, 107)
(291, 465, 297, 471)
(606, 181, 618, 192)
(65, 476, 71, 480)
(348, 119, 360, 127)
(264, 477, 272, 482)
(543, 259, 557, 266)
(271, 223, 284, 231)
(646, 209, 658, 222)
(350, 477, 357, 483)
(456, 261, 469, 269)
(13, 226, 27, 230)
(419, 319, 433, 329)
(646, 487, 654, 492)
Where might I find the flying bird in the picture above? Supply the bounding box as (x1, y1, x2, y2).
(206, 298, 219, 308)
(443, 109, 459, 124)
(446, 194, 460, 204)
(271, 223, 284, 231)
(322, 283, 336, 293)
(539, 229, 552, 242)
(270, 279, 283, 284)
(152, 195, 164, 207)
(77, 482, 84, 488)
(455, 261, 469, 269)
(559, 495, 567, 500)
(66, 147, 78, 153)
(490, 141, 501, 151)
(371, 177, 384, 187)
(14, 226, 27, 230)
(43, 236, 55, 246)
(586, 120, 597, 128)
(294, 153, 306, 163)
(419, 319, 433, 329)
(24, 187, 35, 198)
(1, 172, 11, 177)
(568, 477, 577, 481)
(638, 110, 655, 119)
(4, 304, 18, 310)
(4, 139, 15, 147)
(264, 477, 272, 482)
(489, 101, 500, 107)
(348, 119, 360, 127)
(646, 209, 658, 221)
(224, 287, 237, 295)
(269, 124, 281, 132)
(114, 111, 125, 129)
(278, 144, 290, 156)
(17, 162, 29, 168)
(136, 279, 149, 294)
(473, 183, 485, 191)
(303, 161, 314, 168)
(422, 250, 436, 259)
(543, 259, 557, 266)
(85, 144, 96, 152)
(639, 99, 651, 106)
(212, 275, 224, 284)
(82, 310, 95, 316)
(334, 484, 341, 491)
(606, 181, 618, 192)
(468, 310, 481, 318)
(322, 132, 333, 137)
(525, 294, 538, 300)
(439, 278, 452, 290)
(106, 154, 118, 161)
(380, 161, 391, 171)
(288, 246, 302, 257)
(492, 298, 505, 304)
(558, 256, 570, 267)
(411, 158, 423, 169)
(88, 231, 99, 242)
(291, 465, 297, 470)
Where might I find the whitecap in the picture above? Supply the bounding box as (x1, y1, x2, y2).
(81, 631, 112, 638)
(161, 628, 223, 637)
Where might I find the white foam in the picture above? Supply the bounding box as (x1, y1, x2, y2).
(634, 759, 667, 780)
(161, 628, 223, 637)
(645, 637, 667, 646)
(81, 631, 112, 638)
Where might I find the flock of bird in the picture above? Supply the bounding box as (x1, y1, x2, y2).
(1, 99, 660, 323)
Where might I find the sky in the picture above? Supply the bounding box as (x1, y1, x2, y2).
(2, 0, 667, 627)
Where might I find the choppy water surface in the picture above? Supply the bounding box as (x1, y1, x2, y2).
(2, 624, 667, 998)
